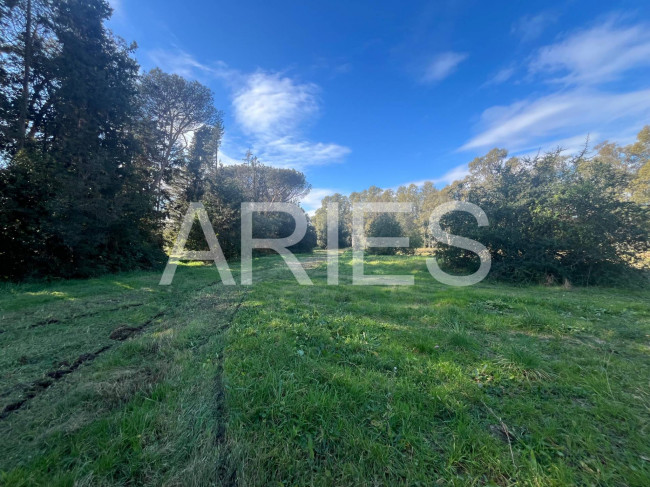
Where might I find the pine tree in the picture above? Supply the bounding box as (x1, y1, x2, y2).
(0, 0, 164, 278)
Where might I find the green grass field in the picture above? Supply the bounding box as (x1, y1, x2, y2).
(1, 251, 649, 486)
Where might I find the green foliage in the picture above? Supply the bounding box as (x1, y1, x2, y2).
(312, 193, 352, 248)
(0, 0, 164, 279)
(0, 149, 55, 277)
(166, 153, 316, 258)
(139, 68, 220, 214)
(289, 216, 318, 254)
(436, 143, 649, 285)
(311, 127, 650, 285)
(367, 213, 403, 255)
(631, 161, 650, 206)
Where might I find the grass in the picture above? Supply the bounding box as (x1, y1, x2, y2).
(1, 251, 649, 486)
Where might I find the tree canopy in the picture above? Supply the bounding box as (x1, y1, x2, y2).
(313, 128, 650, 285)
(0, 0, 316, 279)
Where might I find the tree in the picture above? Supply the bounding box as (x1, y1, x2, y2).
(631, 161, 650, 206)
(627, 126, 650, 205)
(367, 213, 403, 255)
(164, 150, 315, 258)
(312, 193, 352, 248)
(434, 145, 649, 285)
(0, 0, 56, 156)
(419, 182, 445, 247)
(312, 126, 650, 285)
(139, 68, 219, 213)
(0, 0, 164, 278)
(0, 149, 55, 277)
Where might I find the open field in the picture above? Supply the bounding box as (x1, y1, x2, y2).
(1, 251, 649, 486)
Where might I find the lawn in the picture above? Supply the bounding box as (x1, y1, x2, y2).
(1, 251, 649, 486)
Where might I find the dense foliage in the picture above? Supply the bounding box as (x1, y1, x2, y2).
(0, 1, 647, 285)
(366, 213, 404, 255)
(0, 0, 316, 279)
(0, 0, 163, 278)
(313, 131, 650, 285)
(441, 144, 649, 285)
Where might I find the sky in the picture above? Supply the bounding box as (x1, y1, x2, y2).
(107, 0, 650, 212)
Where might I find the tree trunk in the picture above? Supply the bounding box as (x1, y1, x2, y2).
(18, 0, 32, 149)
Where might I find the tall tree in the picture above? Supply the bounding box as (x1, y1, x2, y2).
(312, 193, 352, 248)
(139, 68, 219, 213)
(627, 126, 650, 205)
(0, 0, 56, 155)
(1, 0, 163, 278)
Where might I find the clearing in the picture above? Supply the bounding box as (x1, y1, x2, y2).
(1, 251, 649, 486)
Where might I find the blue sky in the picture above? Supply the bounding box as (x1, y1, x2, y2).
(107, 0, 650, 212)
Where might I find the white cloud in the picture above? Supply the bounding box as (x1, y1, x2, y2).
(529, 20, 650, 85)
(510, 133, 597, 160)
(230, 71, 350, 169)
(144, 49, 350, 169)
(258, 137, 350, 169)
(484, 66, 516, 86)
(146, 48, 213, 79)
(512, 13, 555, 42)
(300, 188, 344, 215)
(422, 52, 468, 82)
(232, 72, 319, 137)
(399, 163, 470, 189)
(460, 88, 650, 152)
(463, 19, 650, 157)
(430, 164, 470, 185)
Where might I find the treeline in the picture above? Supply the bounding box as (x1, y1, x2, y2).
(1, 1, 648, 285)
(313, 130, 650, 285)
(0, 0, 315, 279)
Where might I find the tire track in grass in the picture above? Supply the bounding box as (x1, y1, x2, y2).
(0, 270, 252, 419)
(215, 289, 249, 487)
(0, 310, 165, 420)
(29, 302, 145, 329)
(0, 345, 112, 419)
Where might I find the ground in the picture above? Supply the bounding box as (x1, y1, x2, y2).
(1, 251, 649, 486)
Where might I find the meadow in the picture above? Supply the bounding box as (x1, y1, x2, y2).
(1, 251, 649, 486)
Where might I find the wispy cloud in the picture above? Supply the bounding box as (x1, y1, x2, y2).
(529, 20, 650, 85)
(460, 88, 650, 151)
(421, 52, 468, 83)
(258, 137, 350, 169)
(484, 66, 516, 86)
(465, 19, 650, 154)
(232, 72, 319, 137)
(399, 163, 470, 188)
(511, 12, 555, 42)
(146, 48, 215, 79)
(230, 70, 350, 169)
(144, 48, 350, 170)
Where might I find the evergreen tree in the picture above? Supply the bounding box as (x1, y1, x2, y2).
(0, 0, 163, 278)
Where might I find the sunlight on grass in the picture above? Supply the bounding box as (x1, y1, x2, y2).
(1, 253, 649, 485)
(25, 290, 69, 298)
(112, 281, 135, 290)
